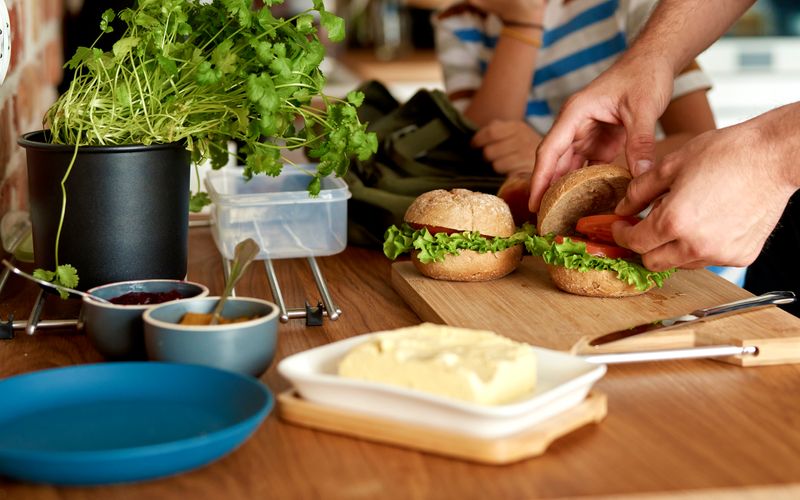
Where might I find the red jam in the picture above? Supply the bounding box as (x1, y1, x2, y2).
(109, 290, 183, 305)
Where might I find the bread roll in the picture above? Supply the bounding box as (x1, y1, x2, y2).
(537, 165, 649, 297)
(405, 189, 522, 281)
(411, 246, 523, 281)
(537, 164, 631, 236)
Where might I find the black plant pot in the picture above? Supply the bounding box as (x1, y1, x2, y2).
(18, 130, 191, 291)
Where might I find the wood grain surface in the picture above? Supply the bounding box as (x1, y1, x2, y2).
(391, 259, 800, 365)
(1, 227, 799, 499)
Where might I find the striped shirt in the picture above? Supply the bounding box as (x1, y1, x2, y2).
(434, 0, 712, 136)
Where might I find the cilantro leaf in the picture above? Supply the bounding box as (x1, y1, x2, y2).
(100, 9, 115, 33)
(112, 37, 139, 60)
(346, 91, 365, 107)
(157, 54, 178, 76)
(211, 39, 237, 74)
(196, 60, 221, 85)
(34, 265, 79, 299)
(33, 268, 56, 282)
(189, 192, 211, 213)
(56, 265, 80, 289)
(320, 11, 345, 42)
(65, 47, 102, 70)
(296, 14, 315, 35)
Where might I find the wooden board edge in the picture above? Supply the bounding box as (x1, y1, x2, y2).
(700, 337, 800, 367)
(570, 330, 696, 355)
(277, 390, 608, 465)
(390, 261, 447, 324)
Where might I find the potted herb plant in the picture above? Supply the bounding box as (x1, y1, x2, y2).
(18, 0, 375, 291)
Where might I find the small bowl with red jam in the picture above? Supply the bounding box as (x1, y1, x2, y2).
(82, 279, 209, 360)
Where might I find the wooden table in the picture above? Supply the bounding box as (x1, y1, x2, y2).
(2, 225, 800, 499)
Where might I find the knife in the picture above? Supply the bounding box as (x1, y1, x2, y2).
(588, 290, 796, 347)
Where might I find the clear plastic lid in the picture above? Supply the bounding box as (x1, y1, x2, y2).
(205, 166, 350, 207)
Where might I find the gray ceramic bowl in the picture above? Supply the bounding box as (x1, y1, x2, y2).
(142, 297, 279, 377)
(82, 280, 209, 360)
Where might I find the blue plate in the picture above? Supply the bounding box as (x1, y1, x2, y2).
(0, 362, 273, 485)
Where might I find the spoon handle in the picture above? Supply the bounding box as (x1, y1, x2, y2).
(210, 239, 260, 325)
(1, 259, 109, 303)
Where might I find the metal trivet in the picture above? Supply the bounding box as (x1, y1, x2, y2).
(0, 211, 81, 337)
(220, 255, 341, 326)
(0, 282, 81, 339)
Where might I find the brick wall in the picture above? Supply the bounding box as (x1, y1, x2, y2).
(0, 0, 63, 225)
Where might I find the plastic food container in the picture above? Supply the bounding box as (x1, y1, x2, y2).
(206, 167, 351, 260)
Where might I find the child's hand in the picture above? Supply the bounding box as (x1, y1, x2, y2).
(498, 171, 536, 225)
(472, 120, 543, 175)
(468, 0, 546, 24)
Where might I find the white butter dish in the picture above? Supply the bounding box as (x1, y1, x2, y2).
(277, 333, 606, 439)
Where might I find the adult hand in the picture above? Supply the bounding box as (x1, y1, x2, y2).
(612, 120, 797, 271)
(468, 0, 545, 24)
(529, 55, 674, 212)
(472, 120, 542, 175)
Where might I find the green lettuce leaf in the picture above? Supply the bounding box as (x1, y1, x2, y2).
(525, 235, 674, 291)
(383, 223, 536, 263)
(383, 223, 674, 292)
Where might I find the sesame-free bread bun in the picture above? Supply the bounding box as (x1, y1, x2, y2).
(537, 165, 648, 297)
(406, 189, 517, 238)
(547, 265, 648, 298)
(405, 189, 522, 281)
(537, 164, 631, 236)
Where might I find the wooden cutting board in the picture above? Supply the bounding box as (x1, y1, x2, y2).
(391, 258, 800, 366)
(278, 390, 608, 465)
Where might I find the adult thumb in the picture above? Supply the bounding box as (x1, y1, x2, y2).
(625, 114, 658, 177)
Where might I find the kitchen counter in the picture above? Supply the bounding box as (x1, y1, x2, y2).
(1, 224, 800, 498)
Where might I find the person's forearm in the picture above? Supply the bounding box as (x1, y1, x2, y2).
(625, 0, 755, 75)
(464, 29, 540, 126)
(757, 102, 800, 190)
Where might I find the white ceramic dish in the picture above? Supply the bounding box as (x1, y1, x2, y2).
(278, 333, 606, 439)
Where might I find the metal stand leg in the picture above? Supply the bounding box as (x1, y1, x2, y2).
(25, 289, 47, 336)
(261, 257, 341, 325)
(215, 252, 341, 326)
(264, 258, 289, 322)
(307, 257, 340, 321)
(0, 258, 12, 292)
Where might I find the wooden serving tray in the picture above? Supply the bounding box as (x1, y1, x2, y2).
(391, 258, 800, 366)
(277, 390, 607, 465)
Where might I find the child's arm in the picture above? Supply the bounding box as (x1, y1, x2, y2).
(461, 1, 546, 126)
(654, 89, 716, 158)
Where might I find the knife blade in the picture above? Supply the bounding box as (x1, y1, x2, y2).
(588, 290, 796, 347)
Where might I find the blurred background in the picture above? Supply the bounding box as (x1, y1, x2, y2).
(329, 0, 800, 127)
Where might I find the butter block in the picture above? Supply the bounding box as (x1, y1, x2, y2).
(338, 323, 537, 405)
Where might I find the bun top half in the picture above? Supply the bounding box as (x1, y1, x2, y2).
(404, 189, 517, 238)
(537, 164, 631, 236)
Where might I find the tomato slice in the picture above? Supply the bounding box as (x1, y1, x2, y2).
(407, 222, 494, 238)
(555, 235, 634, 260)
(575, 214, 640, 244)
(408, 222, 461, 235)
